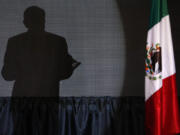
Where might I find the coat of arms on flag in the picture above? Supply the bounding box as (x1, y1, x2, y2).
(145, 43, 161, 80)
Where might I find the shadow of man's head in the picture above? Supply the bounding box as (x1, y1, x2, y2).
(23, 6, 45, 31)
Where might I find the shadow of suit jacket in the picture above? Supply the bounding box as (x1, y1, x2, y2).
(1, 31, 79, 97)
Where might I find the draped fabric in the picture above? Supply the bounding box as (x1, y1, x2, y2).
(0, 97, 145, 135)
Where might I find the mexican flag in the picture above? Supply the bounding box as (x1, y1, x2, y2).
(145, 0, 180, 135)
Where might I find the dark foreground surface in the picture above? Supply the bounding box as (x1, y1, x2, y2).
(0, 96, 179, 135)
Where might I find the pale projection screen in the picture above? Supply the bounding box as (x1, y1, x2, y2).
(0, 0, 152, 97)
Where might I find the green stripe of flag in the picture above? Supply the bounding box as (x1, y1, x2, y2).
(149, 0, 168, 29)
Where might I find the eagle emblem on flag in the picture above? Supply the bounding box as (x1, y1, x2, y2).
(145, 43, 162, 80)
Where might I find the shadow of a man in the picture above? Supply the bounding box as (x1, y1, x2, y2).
(1, 6, 80, 97)
(1, 6, 80, 135)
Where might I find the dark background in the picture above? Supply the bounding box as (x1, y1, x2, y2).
(0, 0, 179, 97)
(168, 0, 180, 96)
